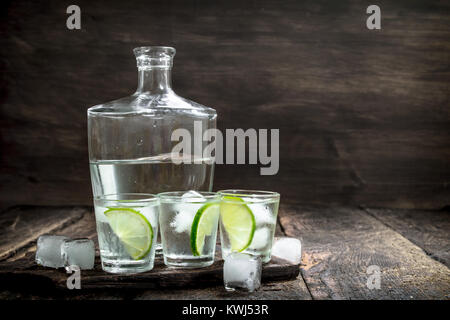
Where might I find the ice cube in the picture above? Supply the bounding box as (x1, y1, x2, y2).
(223, 252, 262, 292)
(169, 191, 205, 233)
(61, 238, 95, 270)
(248, 203, 275, 226)
(170, 204, 197, 233)
(35, 235, 70, 268)
(271, 237, 302, 264)
(249, 227, 271, 250)
(181, 190, 206, 202)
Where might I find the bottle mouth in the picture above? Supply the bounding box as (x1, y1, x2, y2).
(134, 46, 176, 69)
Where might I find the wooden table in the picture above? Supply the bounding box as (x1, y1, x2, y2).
(0, 204, 449, 300)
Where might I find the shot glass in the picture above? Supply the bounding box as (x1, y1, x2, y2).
(93, 193, 159, 274)
(159, 191, 220, 268)
(218, 190, 280, 263)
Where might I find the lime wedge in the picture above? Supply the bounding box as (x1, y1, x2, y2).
(219, 196, 256, 252)
(104, 208, 153, 260)
(190, 203, 220, 256)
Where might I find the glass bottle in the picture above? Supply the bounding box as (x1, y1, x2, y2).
(88, 46, 217, 198)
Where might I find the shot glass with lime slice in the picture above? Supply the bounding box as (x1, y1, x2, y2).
(158, 191, 220, 268)
(218, 190, 280, 263)
(94, 193, 159, 274)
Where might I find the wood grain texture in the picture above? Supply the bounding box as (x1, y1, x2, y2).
(1, 204, 450, 299)
(0, 279, 311, 300)
(279, 204, 450, 299)
(133, 279, 311, 300)
(1, 0, 449, 209)
(0, 253, 300, 290)
(363, 207, 450, 267)
(0, 205, 306, 299)
(0, 206, 88, 261)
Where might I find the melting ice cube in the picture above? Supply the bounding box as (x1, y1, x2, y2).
(271, 237, 302, 264)
(249, 227, 272, 250)
(248, 203, 276, 226)
(170, 205, 197, 233)
(61, 238, 95, 270)
(223, 252, 262, 292)
(181, 190, 206, 202)
(35, 235, 69, 268)
(170, 191, 205, 233)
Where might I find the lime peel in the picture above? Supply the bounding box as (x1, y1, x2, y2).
(190, 203, 220, 256)
(220, 196, 256, 252)
(104, 207, 153, 260)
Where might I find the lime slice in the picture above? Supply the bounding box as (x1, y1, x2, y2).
(104, 208, 153, 260)
(219, 196, 256, 252)
(190, 203, 220, 256)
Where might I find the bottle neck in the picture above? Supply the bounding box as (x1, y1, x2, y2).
(136, 68, 173, 94)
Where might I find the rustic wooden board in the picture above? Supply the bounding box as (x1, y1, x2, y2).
(2, 204, 449, 299)
(0, 277, 311, 300)
(0, 206, 88, 261)
(0, 206, 302, 295)
(363, 207, 450, 267)
(279, 205, 450, 299)
(1, 0, 450, 209)
(0, 252, 300, 290)
(132, 278, 312, 300)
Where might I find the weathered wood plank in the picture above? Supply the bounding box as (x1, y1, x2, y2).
(363, 207, 450, 267)
(3, 206, 98, 263)
(0, 206, 305, 298)
(0, 278, 311, 300)
(0, 206, 88, 261)
(0, 253, 300, 290)
(133, 279, 311, 300)
(279, 205, 450, 299)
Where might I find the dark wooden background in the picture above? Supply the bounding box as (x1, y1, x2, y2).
(1, 0, 449, 210)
